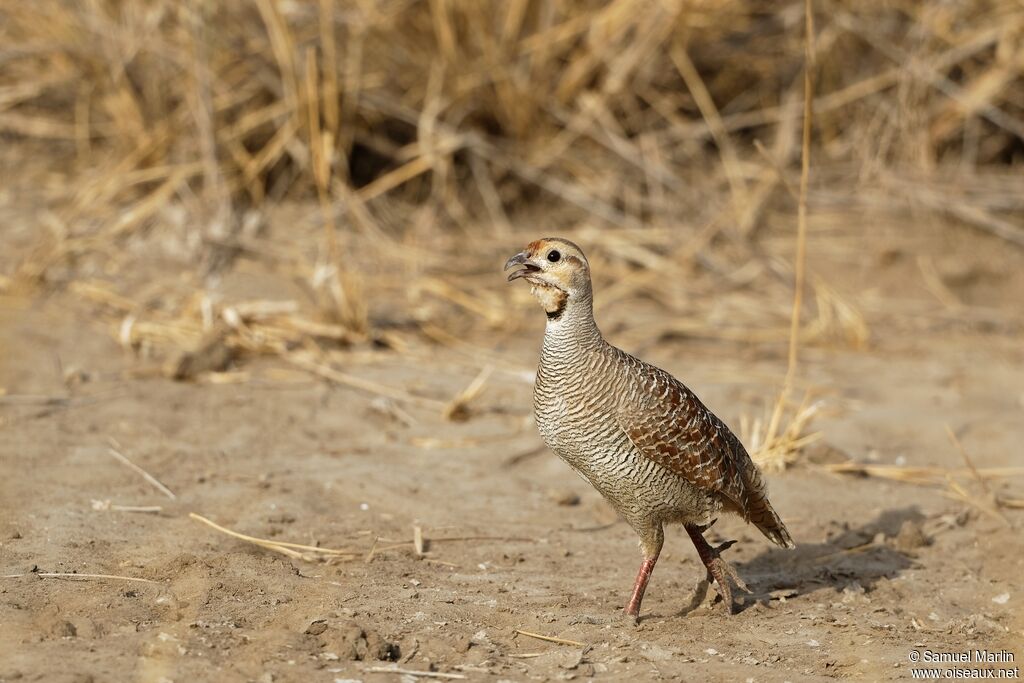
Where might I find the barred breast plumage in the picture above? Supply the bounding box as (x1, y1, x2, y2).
(506, 237, 794, 622)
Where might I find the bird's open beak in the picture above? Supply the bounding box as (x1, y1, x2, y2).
(504, 251, 540, 282)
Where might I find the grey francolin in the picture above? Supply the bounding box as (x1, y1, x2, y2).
(505, 237, 794, 621)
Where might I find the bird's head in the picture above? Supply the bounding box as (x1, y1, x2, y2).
(504, 238, 592, 320)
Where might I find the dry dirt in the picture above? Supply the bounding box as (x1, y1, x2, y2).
(2, 218, 1023, 682)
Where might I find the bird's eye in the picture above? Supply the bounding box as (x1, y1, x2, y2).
(547, 250, 561, 263)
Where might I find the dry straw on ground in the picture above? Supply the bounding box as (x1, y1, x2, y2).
(817, 424, 1024, 522)
(190, 512, 363, 562)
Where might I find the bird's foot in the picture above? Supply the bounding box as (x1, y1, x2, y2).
(703, 539, 751, 614)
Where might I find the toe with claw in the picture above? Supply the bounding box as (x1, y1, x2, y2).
(686, 526, 751, 614)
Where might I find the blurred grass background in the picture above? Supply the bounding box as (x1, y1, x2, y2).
(1, 0, 1022, 387)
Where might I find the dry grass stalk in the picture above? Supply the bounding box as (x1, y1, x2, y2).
(365, 667, 466, 680)
(91, 500, 163, 514)
(811, 539, 883, 565)
(807, 277, 870, 349)
(941, 474, 1010, 526)
(190, 512, 360, 563)
(784, 0, 815, 392)
(945, 425, 1012, 526)
(288, 354, 447, 410)
(418, 278, 507, 328)
(819, 462, 1024, 486)
(752, 0, 820, 474)
(503, 444, 548, 468)
(418, 324, 535, 377)
(365, 532, 537, 563)
(413, 525, 425, 556)
(442, 365, 494, 421)
(410, 432, 523, 450)
(669, 43, 746, 229)
(2, 572, 160, 585)
(513, 629, 586, 648)
(821, 457, 1024, 521)
(106, 438, 177, 500)
(743, 391, 823, 473)
(364, 536, 381, 564)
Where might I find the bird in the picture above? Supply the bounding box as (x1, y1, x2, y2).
(504, 237, 795, 622)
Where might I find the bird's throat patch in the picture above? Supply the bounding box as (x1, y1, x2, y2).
(531, 284, 568, 321)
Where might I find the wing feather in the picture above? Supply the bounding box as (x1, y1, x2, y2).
(612, 349, 794, 547)
(615, 355, 746, 508)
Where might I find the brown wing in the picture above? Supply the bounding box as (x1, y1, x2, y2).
(614, 349, 794, 547)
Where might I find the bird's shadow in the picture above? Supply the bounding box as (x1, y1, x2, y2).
(674, 506, 924, 618)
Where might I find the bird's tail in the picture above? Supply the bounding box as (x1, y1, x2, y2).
(749, 498, 795, 548)
(742, 464, 796, 548)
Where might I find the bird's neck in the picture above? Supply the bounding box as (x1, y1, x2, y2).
(542, 290, 602, 353)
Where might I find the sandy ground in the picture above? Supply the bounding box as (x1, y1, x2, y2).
(2, 220, 1024, 682)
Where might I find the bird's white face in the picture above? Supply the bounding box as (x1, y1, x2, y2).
(504, 238, 591, 319)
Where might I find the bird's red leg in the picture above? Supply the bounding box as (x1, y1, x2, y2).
(624, 553, 659, 622)
(685, 523, 750, 614)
